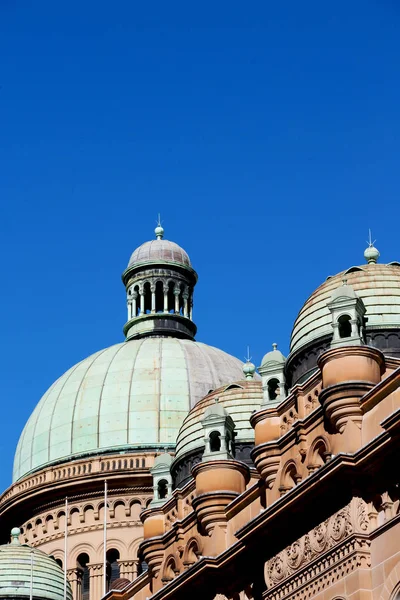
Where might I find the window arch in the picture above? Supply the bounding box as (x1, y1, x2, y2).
(157, 479, 169, 500)
(209, 431, 221, 452)
(77, 553, 90, 600)
(143, 282, 151, 314)
(155, 281, 164, 312)
(338, 314, 352, 338)
(167, 281, 175, 313)
(106, 548, 120, 590)
(267, 378, 280, 401)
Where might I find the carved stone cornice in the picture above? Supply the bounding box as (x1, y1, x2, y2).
(264, 498, 369, 589)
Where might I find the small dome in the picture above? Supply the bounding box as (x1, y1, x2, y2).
(128, 239, 191, 269)
(290, 262, 400, 355)
(14, 338, 244, 482)
(260, 343, 286, 368)
(0, 528, 72, 600)
(174, 379, 263, 463)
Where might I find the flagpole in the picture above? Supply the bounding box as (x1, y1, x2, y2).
(64, 497, 68, 600)
(30, 550, 34, 600)
(103, 479, 108, 597)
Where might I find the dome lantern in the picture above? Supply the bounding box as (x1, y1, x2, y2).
(122, 224, 198, 341)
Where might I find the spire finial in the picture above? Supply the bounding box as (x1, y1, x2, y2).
(155, 214, 164, 240)
(364, 230, 380, 264)
(272, 342, 278, 351)
(243, 346, 256, 380)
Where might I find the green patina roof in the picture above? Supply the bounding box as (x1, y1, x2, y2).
(0, 529, 72, 600)
(174, 379, 263, 463)
(290, 263, 400, 355)
(14, 338, 243, 482)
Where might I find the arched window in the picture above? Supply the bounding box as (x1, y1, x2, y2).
(167, 281, 175, 313)
(134, 285, 140, 315)
(268, 378, 280, 401)
(143, 282, 151, 314)
(338, 314, 352, 338)
(157, 479, 168, 500)
(155, 281, 164, 312)
(55, 558, 63, 569)
(106, 548, 120, 590)
(77, 553, 90, 600)
(209, 431, 221, 452)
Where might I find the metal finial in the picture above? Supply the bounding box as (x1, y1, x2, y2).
(272, 343, 278, 351)
(367, 229, 376, 248)
(10, 527, 21, 545)
(244, 346, 252, 363)
(155, 214, 164, 240)
(364, 230, 380, 264)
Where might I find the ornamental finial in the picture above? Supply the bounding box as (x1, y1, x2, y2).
(364, 229, 380, 264)
(155, 214, 164, 240)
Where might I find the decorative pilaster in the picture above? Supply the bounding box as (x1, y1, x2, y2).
(67, 568, 83, 600)
(117, 559, 138, 581)
(87, 563, 103, 600)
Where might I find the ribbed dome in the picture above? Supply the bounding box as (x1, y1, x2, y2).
(14, 338, 243, 482)
(290, 262, 400, 354)
(128, 239, 191, 269)
(174, 379, 263, 463)
(0, 530, 72, 600)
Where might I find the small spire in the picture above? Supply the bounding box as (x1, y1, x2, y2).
(364, 230, 380, 264)
(10, 527, 21, 545)
(272, 343, 278, 351)
(155, 214, 164, 240)
(243, 346, 256, 380)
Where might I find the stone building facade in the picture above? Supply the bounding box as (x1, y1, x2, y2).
(0, 230, 399, 600)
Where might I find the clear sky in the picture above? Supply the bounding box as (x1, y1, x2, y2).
(0, 1, 399, 491)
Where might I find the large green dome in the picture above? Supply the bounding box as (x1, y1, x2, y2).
(13, 338, 243, 482)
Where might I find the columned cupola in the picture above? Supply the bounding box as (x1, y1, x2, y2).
(122, 225, 198, 340)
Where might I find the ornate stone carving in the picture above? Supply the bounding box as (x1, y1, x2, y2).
(265, 499, 368, 588)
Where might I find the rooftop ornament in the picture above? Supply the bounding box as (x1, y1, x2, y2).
(243, 347, 256, 380)
(364, 230, 380, 264)
(155, 213, 164, 240)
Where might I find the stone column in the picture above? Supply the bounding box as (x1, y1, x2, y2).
(174, 288, 180, 313)
(163, 286, 168, 313)
(67, 568, 82, 600)
(117, 559, 138, 581)
(132, 292, 137, 318)
(350, 318, 359, 337)
(140, 290, 145, 316)
(189, 295, 193, 320)
(151, 284, 156, 313)
(183, 294, 189, 318)
(87, 563, 103, 600)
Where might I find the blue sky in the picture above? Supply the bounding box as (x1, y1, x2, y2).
(0, 1, 399, 490)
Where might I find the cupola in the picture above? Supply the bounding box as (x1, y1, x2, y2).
(258, 343, 287, 406)
(122, 224, 198, 340)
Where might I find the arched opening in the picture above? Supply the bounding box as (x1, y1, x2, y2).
(77, 553, 90, 600)
(134, 285, 140, 315)
(338, 314, 352, 338)
(209, 431, 221, 452)
(106, 548, 120, 590)
(157, 479, 169, 500)
(155, 281, 164, 312)
(167, 281, 175, 313)
(267, 378, 280, 401)
(55, 558, 63, 569)
(143, 282, 151, 314)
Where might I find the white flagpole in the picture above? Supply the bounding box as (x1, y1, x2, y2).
(103, 479, 108, 597)
(30, 550, 34, 600)
(64, 497, 68, 600)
